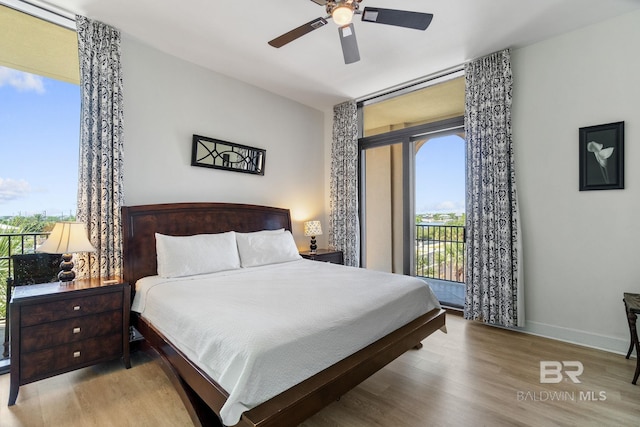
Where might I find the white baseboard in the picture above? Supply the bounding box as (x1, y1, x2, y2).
(520, 320, 631, 356)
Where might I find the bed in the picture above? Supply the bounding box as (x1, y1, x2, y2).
(122, 202, 446, 427)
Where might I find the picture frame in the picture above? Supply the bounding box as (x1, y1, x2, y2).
(579, 121, 624, 191)
(191, 134, 266, 176)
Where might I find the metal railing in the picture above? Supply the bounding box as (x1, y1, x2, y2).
(415, 224, 466, 283)
(0, 232, 51, 320)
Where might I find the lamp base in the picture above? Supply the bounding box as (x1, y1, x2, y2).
(58, 253, 75, 282)
(309, 236, 317, 254)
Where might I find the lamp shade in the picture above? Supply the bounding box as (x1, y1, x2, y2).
(37, 222, 96, 254)
(304, 220, 323, 237)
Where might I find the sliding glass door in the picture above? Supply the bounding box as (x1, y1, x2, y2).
(360, 121, 463, 276)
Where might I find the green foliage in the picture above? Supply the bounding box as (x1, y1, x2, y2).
(445, 213, 466, 226)
(2, 213, 72, 233)
(416, 224, 465, 243)
(416, 241, 466, 282)
(0, 236, 8, 321)
(415, 219, 467, 282)
(0, 214, 70, 319)
(417, 212, 465, 224)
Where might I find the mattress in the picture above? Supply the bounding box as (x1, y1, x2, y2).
(131, 259, 441, 425)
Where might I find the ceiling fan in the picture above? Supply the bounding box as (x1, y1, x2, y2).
(268, 0, 433, 64)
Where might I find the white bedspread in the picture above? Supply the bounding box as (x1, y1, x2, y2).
(131, 259, 441, 426)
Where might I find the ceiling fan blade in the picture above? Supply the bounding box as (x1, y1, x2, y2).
(361, 7, 433, 30)
(268, 17, 328, 48)
(338, 24, 360, 64)
(309, 0, 327, 5)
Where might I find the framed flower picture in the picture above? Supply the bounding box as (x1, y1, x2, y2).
(579, 121, 624, 191)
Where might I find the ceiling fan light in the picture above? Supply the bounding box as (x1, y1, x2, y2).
(332, 5, 354, 26)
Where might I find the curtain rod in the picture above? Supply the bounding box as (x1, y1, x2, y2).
(1, 0, 76, 29)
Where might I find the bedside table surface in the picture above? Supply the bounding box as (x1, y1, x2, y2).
(11, 277, 125, 301)
(299, 249, 340, 256)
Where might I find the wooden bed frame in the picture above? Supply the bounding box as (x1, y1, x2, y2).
(121, 202, 446, 427)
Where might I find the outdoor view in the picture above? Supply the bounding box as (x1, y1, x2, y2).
(0, 65, 79, 318)
(414, 134, 466, 305)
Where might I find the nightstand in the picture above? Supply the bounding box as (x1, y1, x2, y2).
(300, 249, 344, 265)
(8, 278, 130, 406)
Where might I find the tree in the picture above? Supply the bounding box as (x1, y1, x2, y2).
(0, 214, 60, 319)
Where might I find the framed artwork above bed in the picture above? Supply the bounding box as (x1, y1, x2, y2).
(191, 134, 266, 175)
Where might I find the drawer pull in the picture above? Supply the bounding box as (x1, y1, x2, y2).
(73, 327, 81, 334)
(73, 305, 81, 311)
(73, 351, 81, 358)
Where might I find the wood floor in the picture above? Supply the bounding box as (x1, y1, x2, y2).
(1, 314, 639, 426)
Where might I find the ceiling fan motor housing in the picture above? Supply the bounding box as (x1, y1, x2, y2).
(326, 0, 362, 16)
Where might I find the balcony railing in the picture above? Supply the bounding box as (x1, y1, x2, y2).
(0, 232, 51, 320)
(415, 224, 466, 283)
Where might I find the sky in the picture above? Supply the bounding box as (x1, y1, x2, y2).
(0, 66, 80, 217)
(415, 134, 466, 214)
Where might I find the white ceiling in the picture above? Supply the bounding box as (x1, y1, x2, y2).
(35, 0, 640, 111)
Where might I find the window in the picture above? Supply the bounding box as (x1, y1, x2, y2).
(0, 4, 80, 322)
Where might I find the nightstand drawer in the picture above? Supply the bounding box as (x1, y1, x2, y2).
(300, 250, 344, 265)
(316, 252, 343, 264)
(21, 310, 123, 353)
(21, 333, 122, 384)
(21, 292, 123, 326)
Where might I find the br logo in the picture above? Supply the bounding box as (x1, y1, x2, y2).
(539, 361, 583, 383)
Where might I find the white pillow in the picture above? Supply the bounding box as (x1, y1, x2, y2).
(236, 228, 285, 236)
(236, 230, 301, 268)
(155, 232, 241, 278)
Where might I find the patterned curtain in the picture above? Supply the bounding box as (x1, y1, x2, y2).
(329, 100, 360, 267)
(75, 16, 124, 279)
(464, 49, 524, 328)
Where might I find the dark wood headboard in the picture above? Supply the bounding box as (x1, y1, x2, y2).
(121, 202, 292, 285)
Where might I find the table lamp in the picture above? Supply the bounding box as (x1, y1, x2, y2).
(304, 220, 322, 254)
(37, 221, 96, 282)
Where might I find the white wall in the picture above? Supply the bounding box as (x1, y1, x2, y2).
(121, 36, 327, 249)
(512, 10, 640, 353)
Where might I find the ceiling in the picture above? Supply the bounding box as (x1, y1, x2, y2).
(31, 0, 640, 111)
